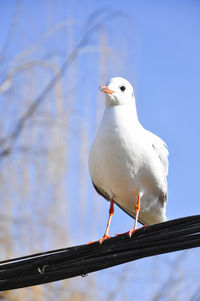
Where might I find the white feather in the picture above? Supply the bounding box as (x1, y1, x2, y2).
(89, 77, 169, 226)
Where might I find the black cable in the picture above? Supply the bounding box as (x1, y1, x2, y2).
(0, 215, 199, 291)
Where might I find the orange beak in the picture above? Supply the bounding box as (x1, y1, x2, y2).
(99, 86, 115, 95)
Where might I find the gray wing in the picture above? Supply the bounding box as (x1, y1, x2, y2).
(148, 131, 169, 176)
(92, 182, 146, 226)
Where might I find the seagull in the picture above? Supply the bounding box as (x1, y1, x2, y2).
(89, 77, 169, 243)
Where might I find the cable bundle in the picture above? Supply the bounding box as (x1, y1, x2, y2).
(0, 215, 199, 291)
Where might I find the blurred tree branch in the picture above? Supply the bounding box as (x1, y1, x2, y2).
(0, 9, 122, 159)
(0, 0, 21, 79)
(190, 285, 200, 301)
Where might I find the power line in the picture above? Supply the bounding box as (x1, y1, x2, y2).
(0, 215, 199, 291)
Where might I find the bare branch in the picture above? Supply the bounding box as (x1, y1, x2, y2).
(0, 60, 60, 95)
(0, 0, 21, 76)
(0, 9, 122, 159)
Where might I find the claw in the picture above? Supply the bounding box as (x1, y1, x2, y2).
(88, 234, 111, 245)
(116, 225, 146, 237)
(128, 228, 136, 237)
(99, 234, 111, 244)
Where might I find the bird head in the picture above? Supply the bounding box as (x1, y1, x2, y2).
(99, 77, 135, 107)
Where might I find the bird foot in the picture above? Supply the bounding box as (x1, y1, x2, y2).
(99, 234, 111, 244)
(87, 234, 111, 245)
(116, 225, 146, 238)
(116, 230, 133, 237)
(128, 228, 136, 237)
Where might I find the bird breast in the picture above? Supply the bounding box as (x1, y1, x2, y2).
(89, 105, 167, 208)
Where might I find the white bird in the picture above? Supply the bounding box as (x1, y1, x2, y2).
(89, 77, 169, 243)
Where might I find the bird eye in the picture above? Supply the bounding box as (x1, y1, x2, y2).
(120, 85, 126, 92)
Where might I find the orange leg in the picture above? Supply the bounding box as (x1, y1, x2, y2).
(116, 193, 145, 237)
(88, 198, 114, 245)
(99, 198, 114, 243)
(128, 193, 141, 237)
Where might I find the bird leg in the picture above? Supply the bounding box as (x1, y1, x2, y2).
(116, 193, 145, 237)
(88, 198, 114, 245)
(128, 193, 141, 237)
(99, 198, 114, 244)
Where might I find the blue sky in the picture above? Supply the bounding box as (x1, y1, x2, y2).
(0, 0, 200, 299)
